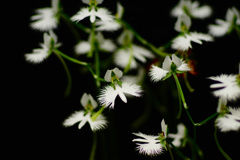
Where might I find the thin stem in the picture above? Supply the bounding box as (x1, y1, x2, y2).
(53, 48, 88, 66)
(166, 139, 190, 160)
(91, 106, 105, 121)
(172, 73, 187, 109)
(53, 50, 72, 97)
(183, 73, 194, 93)
(214, 126, 232, 160)
(89, 132, 97, 160)
(123, 45, 133, 74)
(166, 141, 174, 160)
(120, 19, 171, 57)
(195, 113, 219, 126)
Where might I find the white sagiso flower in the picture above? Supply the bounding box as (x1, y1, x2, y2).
(63, 93, 107, 131)
(208, 74, 240, 102)
(75, 32, 116, 54)
(216, 107, 240, 132)
(132, 119, 168, 156)
(98, 68, 142, 109)
(30, 0, 59, 31)
(208, 7, 240, 37)
(114, 45, 154, 70)
(171, 32, 213, 51)
(149, 54, 191, 82)
(25, 31, 61, 63)
(171, 0, 212, 19)
(168, 123, 186, 147)
(95, 3, 123, 31)
(71, 6, 114, 23)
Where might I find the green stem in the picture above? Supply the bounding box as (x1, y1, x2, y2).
(166, 141, 174, 160)
(53, 48, 88, 66)
(183, 73, 194, 92)
(91, 106, 105, 121)
(214, 126, 232, 160)
(123, 45, 133, 74)
(195, 113, 219, 126)
(120, 19, 170, 57)
(53, 50, 72, 97)
(89, 132, 97, 160)
(166, 139, 190, 160)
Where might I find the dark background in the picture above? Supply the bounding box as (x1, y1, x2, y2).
(6, 0, 240, 159)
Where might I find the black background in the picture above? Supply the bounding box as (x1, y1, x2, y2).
(5, 0, 240, 159)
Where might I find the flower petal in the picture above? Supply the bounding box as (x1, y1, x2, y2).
(149, 65, 169, 82)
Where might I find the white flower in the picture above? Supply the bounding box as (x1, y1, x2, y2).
(71, 7, 114, 23)
(98, 68, 142, 109)
(149, 54, 191, 82)
(132, 132, 164, 156)
(114, 45, 154, 70)
(132, 119, 168, 156)
(75, 32, 116, 54)
(95, 2, 123, 31)
(174, 14, 191, 32)
(104, 67, 123, 82)
(208, 7, 240, 37)
(30, 0, 59, 31)
(63, 93, 107, 131)
(98, 82, 142, 109)
(63, 111, 107, 131)
(25, 31, 61, 63)
(171, 0, 212, 19)
(168, 123, 186, 147)
(171, 32, 213, 51)
(208, 74, 240, 101)
(216, 107, 240, 132)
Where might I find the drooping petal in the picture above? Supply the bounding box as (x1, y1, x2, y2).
(71, 8, 91, 22)
(62, 111, 85, 127)
(75, 41, 91, 54)
(149, 65, 169, 82)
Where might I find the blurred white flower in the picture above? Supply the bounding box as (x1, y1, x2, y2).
(208, 7, 240, 37)
(132, 119, 168, 156)
(75, 32, 116, 54)
(95, 3, 123, 31)
(63, 93, 107, 131)
(216, 107, 240, 132)
(209, 74, 240, 102)
(171, 32, 213, 51)
(71, 7, 114, 23)
(98, 68, 142, 109)
(174, 14, 191, 32)
(114, 45, 154, 70)
(171, 0, 212, 19)
(149, 54, 191, 82)
(25, 31, 61, 63)
(168, 123, 186, 147)
(30, 0, 59, 31)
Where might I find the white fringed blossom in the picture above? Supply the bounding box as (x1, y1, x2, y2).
(208, 7, 240, 37)
(25, 31, 61, 63)
(30, 0, 59, 31)
(63, 93, 107, 131)
(168, 123, 186, 147)
(71, 7, 114, 23)
(208, 74, 240, 102)
(171, 0, 212, 19)
(149, 54, 191, 82)
(98, 68, 142, 109)
(114, 45, 154, 70)
(95, 3, 123, 31)
(75, 32, 116, 54)
(216, 107, 240, 132)
(132, 119, 168, 156)
(171, 32, 213, 51)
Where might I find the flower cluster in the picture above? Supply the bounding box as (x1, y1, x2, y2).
(25, 0, 240, 159)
